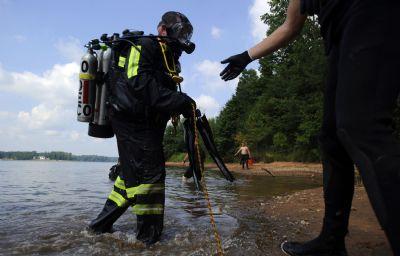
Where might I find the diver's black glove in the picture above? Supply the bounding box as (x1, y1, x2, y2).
(220, 51, 252, 81)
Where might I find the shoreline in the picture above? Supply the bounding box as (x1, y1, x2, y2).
(167, 161, 391, 255)
(166, 161, 323, 177)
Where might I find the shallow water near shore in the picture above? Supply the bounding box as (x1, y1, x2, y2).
(0, 160, 321, 255)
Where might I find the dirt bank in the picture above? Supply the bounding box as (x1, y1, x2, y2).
(255, 186, 391, 255)
(166, 161, 323, 176)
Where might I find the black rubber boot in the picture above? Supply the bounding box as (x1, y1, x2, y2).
(136, 215, 164, 245)
(89, 199, 129, 233)
(281, 134, 351, 256)
(281, 233, 347, 256)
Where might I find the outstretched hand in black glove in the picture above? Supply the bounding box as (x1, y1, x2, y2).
(220, 51, 253, 81)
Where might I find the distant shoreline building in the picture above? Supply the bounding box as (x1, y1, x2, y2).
(33, 156, 49, 160)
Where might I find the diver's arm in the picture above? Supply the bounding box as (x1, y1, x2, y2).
(142, 74, 195, 116)
(220, 0, 306, 81)
(248, 0, 306, 59)
(134, 37, 195, 116)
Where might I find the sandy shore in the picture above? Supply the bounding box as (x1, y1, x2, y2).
(167, 161, 392, 255)
(261, 186, 391, 255)
(166, 161, 323, 177)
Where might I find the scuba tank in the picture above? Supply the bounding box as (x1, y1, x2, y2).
(77, 29, 194, 137)
(77, 43, 98, 122)
(88, 46, 114, 138)
(76, 39, 114, 138)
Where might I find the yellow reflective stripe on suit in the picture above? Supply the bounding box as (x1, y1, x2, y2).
(127, 46, 141, 78)
(114, 176, 126, 190)
(133, 204, 164, 215)
(126, 183, 164, 199)
(118, 56, 126, 68)
(108, 190, 128, 207)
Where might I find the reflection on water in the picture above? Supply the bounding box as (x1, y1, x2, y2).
(0, 161, 321, 255)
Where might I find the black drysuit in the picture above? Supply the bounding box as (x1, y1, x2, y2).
(305, 0, 400, 254)
(89, 36, 193, 244)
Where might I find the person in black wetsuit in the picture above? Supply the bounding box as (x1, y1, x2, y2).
(220, 0, 400, 255)
(88, 11, 196, 245)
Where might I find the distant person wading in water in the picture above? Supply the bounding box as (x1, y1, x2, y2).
(235, 143, 251, 169)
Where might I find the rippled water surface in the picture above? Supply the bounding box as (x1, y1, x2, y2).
(0, 160, 321, 255)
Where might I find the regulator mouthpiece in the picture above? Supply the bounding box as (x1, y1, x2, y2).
(182, 41, 195, 54)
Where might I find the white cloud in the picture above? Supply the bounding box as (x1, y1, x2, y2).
(249, 0, 270, 42)
(193, 59, 238, 93)
(55, 37, 84, 63)
(69, 131, 80, 141)
(211, 26, 222, 39)
(195, 95, 221, 117)
(0, 62, 79, 107)
(181, 59, 239, 117)
(17, 104, 74, 130)
(13, 35, 27, 43)
(0, 111, 11, 119)
(0, 61, 79, 132)
(0, 47, 117, 155)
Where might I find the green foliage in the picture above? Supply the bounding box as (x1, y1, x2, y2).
(214, 0, 326, 162)
(163, 122, 185, 160)
(167, 152, 186, 162)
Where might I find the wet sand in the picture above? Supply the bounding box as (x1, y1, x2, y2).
(166, 161, 323, 177)
(166, 161, 392, 255)
(259, 186, 391, 256)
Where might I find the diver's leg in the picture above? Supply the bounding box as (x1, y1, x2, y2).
(126, 127, 166, 245)
(282, 44, 351, 256)
(335, 2, 400, 253)
(89, 197, 129, 233)
(89, 116, 132, 233)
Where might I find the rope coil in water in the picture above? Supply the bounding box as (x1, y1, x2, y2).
(192, 104, 224, 256)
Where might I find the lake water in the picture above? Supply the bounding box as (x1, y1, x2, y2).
(0, 160, 321, 255)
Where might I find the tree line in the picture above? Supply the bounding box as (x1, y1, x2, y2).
(164, 0, 400, 163)
(0, 151, 118, 162)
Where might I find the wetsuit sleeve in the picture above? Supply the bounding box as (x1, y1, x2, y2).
(144, 74, 194, 115)
(131, 38, 195, 116)
(131, 73, 194, 116)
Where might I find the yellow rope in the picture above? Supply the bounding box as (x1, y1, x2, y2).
(159, 41, 177, 75)
(192, 104, 224, 256)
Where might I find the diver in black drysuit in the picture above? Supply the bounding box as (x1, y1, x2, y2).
(220, 0, 400, 255)
(88, 12, 196, 245)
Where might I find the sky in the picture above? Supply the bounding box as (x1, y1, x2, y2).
(0, 0, 270, 156)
